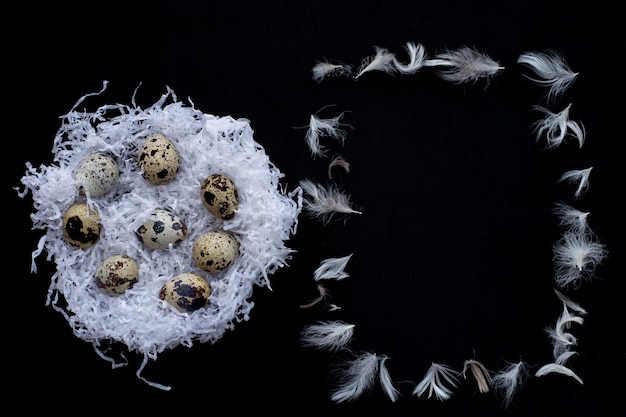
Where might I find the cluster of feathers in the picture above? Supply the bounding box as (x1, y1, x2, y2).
(298, 46, 608, 408)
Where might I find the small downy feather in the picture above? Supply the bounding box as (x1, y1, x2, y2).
(354, 46, 398, 79)
(553, 202, 590, 236)
(424, 46, 504, 85)
(330, 352, 380, 403)
(552, 231, 607, 288)
(300, 320, 355, 352)
(531, 103, 585, 149)
(314, 254, 353, 281)
(462, 359, 492, 393)
(312, 60, 353, 83)
(378, 356, 401, 402)
(298, 107, 351, 158)
(491, 360, 529, 409)
(299, 179, 362, 225)
(392, 41, 428, 74)
(517, 49, 578, 104)
(412, 362, 460, 401)
(557, 167, 593, 200)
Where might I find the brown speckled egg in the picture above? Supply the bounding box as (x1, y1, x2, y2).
(62, 203, 102, 249)
(75, 152, 119, 197)
(200, 173, 239, 220)
(95, 254, 139, 295)
(138, 133, 180, 184)
(192, 230, 240, 273)
(136, 209, 188, 250)
(159, 273, 211, 313)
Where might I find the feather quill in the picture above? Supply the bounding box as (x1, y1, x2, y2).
(299, 179, 362, 225)
(330, 352, 380, 403)
(557, 167, 593, 200)
(300, 320, 355, 352)
(552, 230, 607, 288)
(354, 46, 398, 79)
(491, 360, 529, 409)
(412, 362, 460, 401)
(531, 103, 585, 149)
(312, 60, 353, 83)
(517, 49, 578, 104)
(424, 46, 504, 85)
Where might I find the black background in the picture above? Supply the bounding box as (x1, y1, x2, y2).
(5, 1, 625, 415)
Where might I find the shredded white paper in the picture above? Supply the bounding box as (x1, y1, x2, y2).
(17, 82, 303, 386)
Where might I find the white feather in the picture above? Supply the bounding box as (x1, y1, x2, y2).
(491, 361, 529, 409)
(554, 288, 588, 316)
(531, 103, 585, 149)
(424, 46, 504, 85)
(299, 179, 362, 225)
(299, 109, 351, 158)
(557, 167, 593, 200)
(378, 356, 401, 402)
(517, 49, 578, 104)
(300, 320, 355, 352)
(412, 362, 460, 401)
(330, 352, 380, 403)
(553, 202, 590, 236)
(314, 254, 353, 281)
(552, 231, 607, 288)
(392, 41, 428, 74)
(354, 46, 398, 79)
(535, 363, 583, 384)
(312, 60, 353, 83)
(546, 304, 584, 358)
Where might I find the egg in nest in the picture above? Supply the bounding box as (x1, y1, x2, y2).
(62, 203, 102, 249)
(75, 152, 119, 197)
(192, 230, 240, 273)
(136, 208, 188, 250)
(138, 133, 180, 184)
(159, 273, 211, 313)
(95, 254, 139, 295)
(200, 173, 239, 220)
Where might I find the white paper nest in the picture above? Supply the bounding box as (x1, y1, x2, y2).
(18, 82, 303, 387)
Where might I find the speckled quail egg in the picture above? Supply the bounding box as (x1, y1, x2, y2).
(62, 203, 102, 249)
(138, 133, 180, 184)
(135, 209, 188, 250)
(159, 273, 211, 313)
(75, 152, 119, 197)
(95, 254, 139, 296)
(200, 173, 239, 220)
(192, 230, 240, 273)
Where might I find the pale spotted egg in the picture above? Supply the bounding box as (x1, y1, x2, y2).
(159, 272, 211, 313)
(135, 208, 188, 250)
(192, 230, 240, 273)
